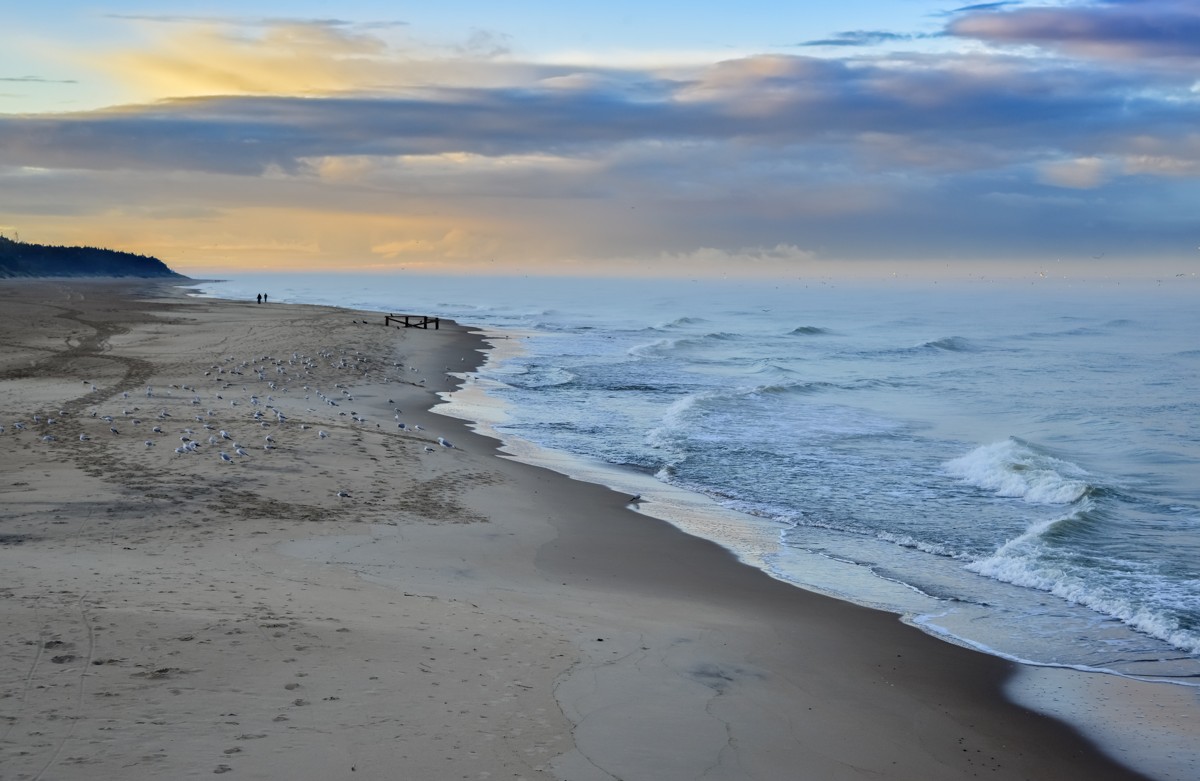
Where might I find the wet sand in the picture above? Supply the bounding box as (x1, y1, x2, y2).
(0, 280, 1151, 779)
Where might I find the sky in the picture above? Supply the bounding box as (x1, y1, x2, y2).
(1, 0, 1199, 278)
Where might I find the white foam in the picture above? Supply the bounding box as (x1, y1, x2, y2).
(875, 530, 966, 559)
(945, 438, 1091, 504)
(965, 514, 1200, 656)
(627, 337, 678, 358)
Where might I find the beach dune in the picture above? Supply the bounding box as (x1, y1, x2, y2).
(0, 281, 1149, 779)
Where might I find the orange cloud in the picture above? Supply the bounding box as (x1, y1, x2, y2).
(82, 18, 566, 104)
(91, 22, 396, 100)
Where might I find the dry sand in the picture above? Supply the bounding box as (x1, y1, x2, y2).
(0, 280, 1152, 780)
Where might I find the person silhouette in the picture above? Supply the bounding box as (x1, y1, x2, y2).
(256, 293, 262, 304)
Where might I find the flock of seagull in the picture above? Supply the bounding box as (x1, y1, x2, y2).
(3, 345, 460, 497)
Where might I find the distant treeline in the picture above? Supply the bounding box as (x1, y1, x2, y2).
(0, 236, 185, 279)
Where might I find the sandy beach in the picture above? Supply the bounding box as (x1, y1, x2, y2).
(0, 280, 1153, 780)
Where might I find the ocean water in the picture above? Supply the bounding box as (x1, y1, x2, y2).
(195, 273, 1200, 687)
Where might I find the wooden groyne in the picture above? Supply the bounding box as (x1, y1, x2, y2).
(384, 314, 440, 330)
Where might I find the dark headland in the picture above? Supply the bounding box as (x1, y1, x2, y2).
(0, 236, 186, 278)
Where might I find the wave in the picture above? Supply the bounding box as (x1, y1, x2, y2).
(659, 316, 709, 329)
(627, 332, 741, 358)
(966, 513, 1200, 655)
(789, 325, 831, 336)
(627, 338, 678, 358)
(875, 531, 969, 560)
(919, 336, 975, 352)
(944, 438, 1093, 504)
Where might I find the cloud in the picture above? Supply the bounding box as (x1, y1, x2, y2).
(1038, 156, 1111, 188)
(89, 22, 401, 99)
(81, 18, 563, 104)
(104, 14, 407, 30)
(0, 52, 1153, 175)
(945, 2, 1023, 15)
(947, 0, 1200, 61)
(798, 31, 922, 48)
(658, 244, 817, 268)
(4, 16, 1200, 272)
(0, 76, 78, 84)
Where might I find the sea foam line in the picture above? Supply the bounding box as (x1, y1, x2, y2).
(912, 610, 1200, 687)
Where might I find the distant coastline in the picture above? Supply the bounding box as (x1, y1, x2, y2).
(0, 236, 186, 279)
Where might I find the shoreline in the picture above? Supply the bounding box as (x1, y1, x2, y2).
(431, 327, 1200, 779)
(0, 279, 1168, 779)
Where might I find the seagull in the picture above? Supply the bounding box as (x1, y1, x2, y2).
(627, 494, 644, 505)
(79, 433, 90, 441)
(220, 430, 232, 439)
(336, 490, 350, 498)
(424, 446, 435, 452)
(109, 427, 120, 435)
(318, 430, 328, 439)
(219, 452, 233, 463)
(145, 440, 155, 447)
(437, 437, 453, 448)
(235, 447, 249, 457)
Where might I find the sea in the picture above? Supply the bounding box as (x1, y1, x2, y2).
(194, 271, 1199, 776)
